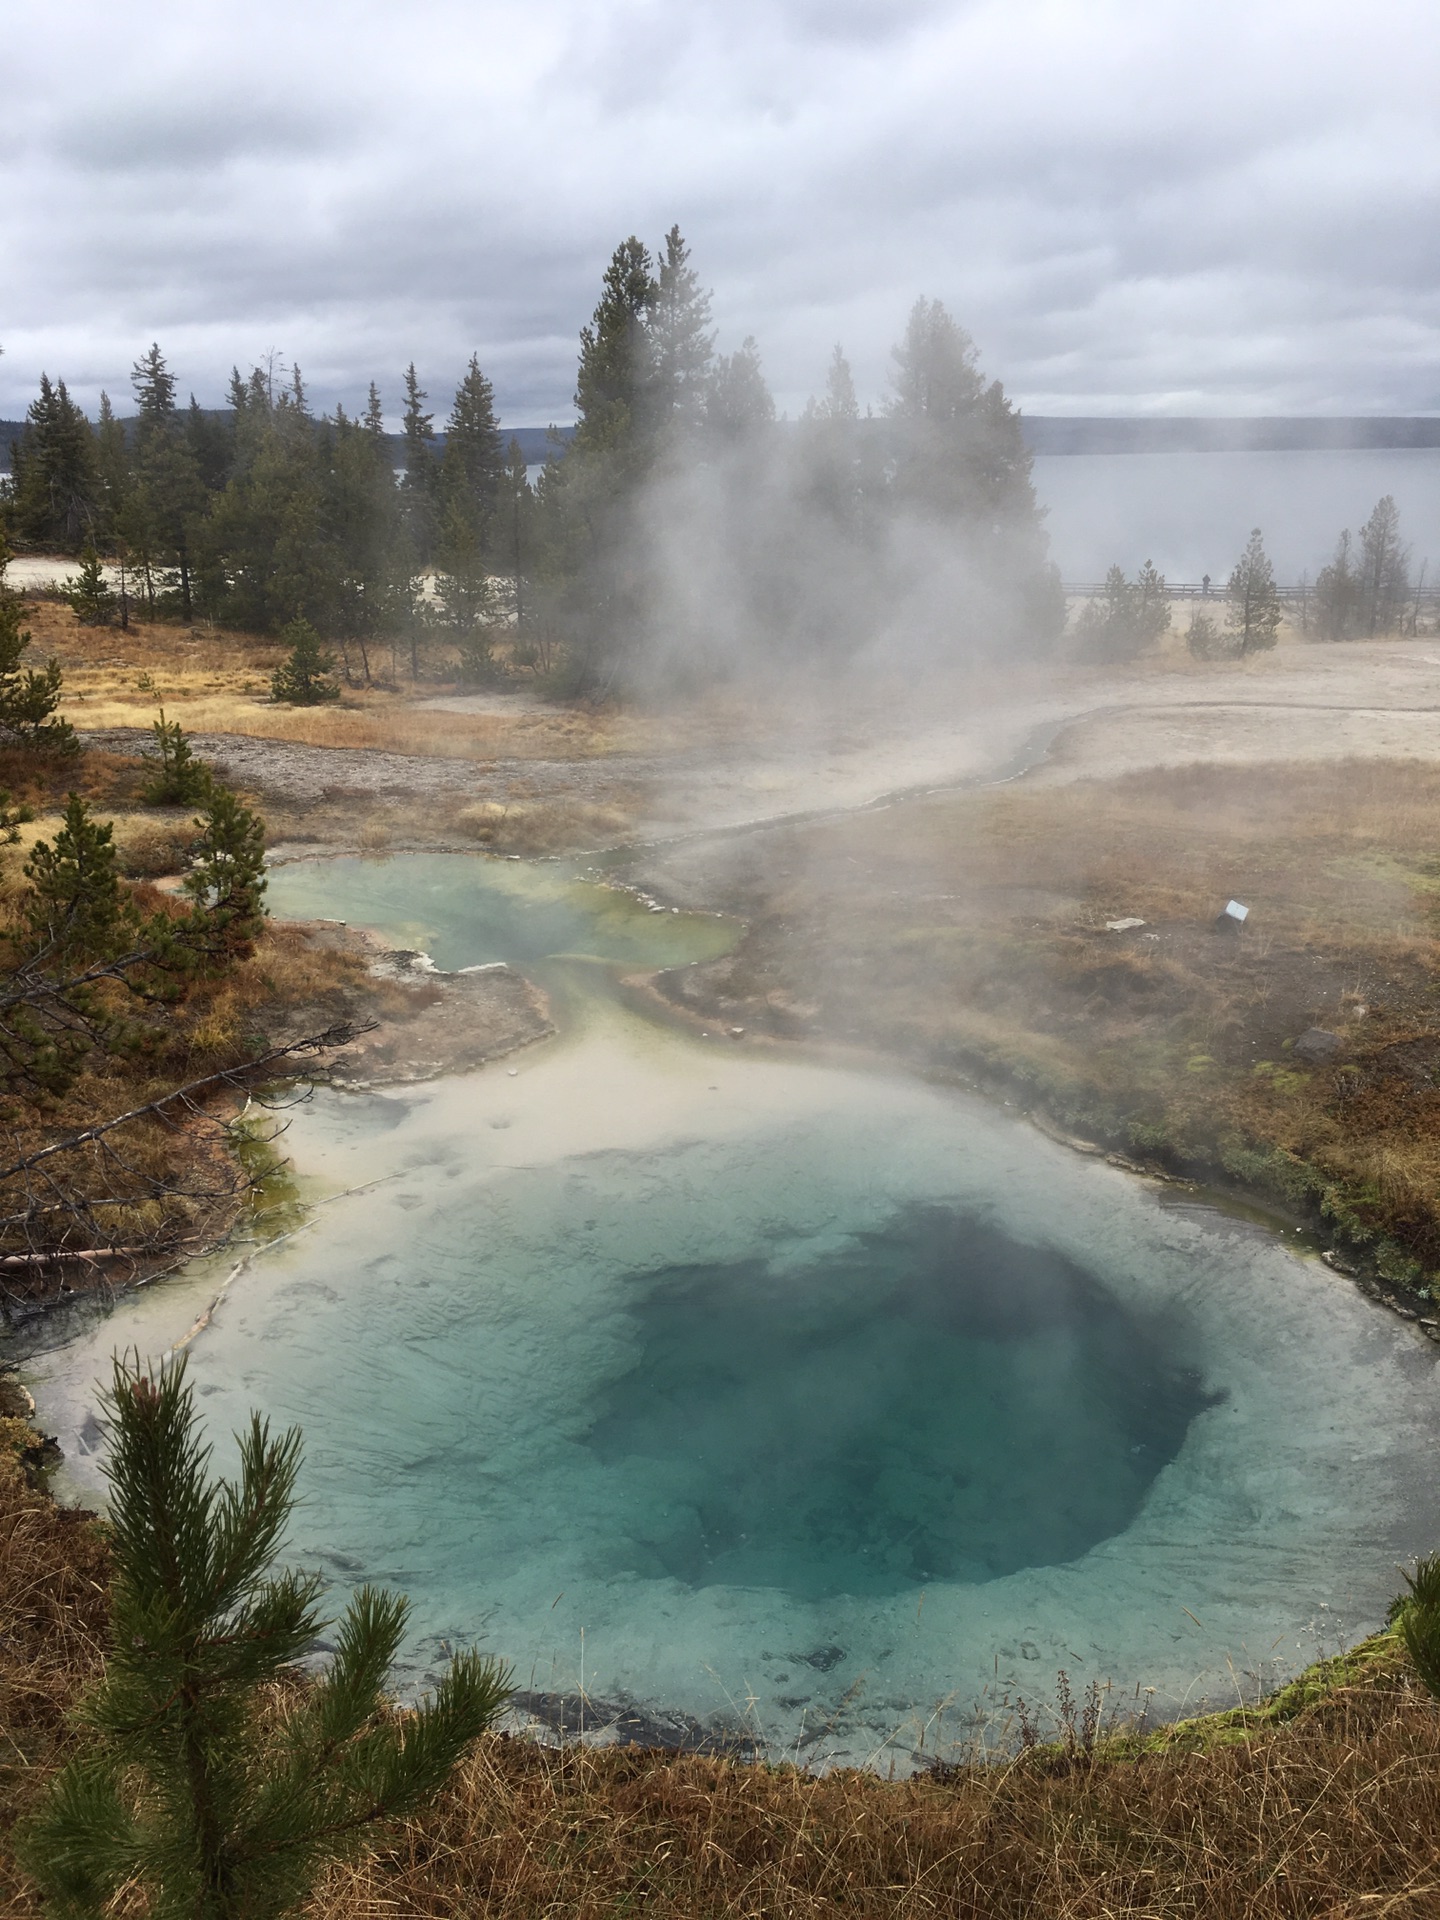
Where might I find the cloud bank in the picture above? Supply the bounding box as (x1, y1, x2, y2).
(3, 0, 1437, 423)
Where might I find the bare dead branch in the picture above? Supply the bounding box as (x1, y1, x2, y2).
(0, 1021, 373, 1187)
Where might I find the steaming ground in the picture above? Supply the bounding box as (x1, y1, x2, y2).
(24, 627, 1440, 1767)
(78, 635, 1440, 859)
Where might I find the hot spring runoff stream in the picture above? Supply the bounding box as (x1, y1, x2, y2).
(24, 852, 1440, 1766)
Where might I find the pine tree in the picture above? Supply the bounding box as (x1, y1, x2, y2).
(886, 298, 1036, 523)
(644, 225, 714, 446)
(1226, 527, 1282, 655)
(1186, 611, 1225, 659)
(399, 364, 437, 563)
(1076, 566, 1133, 661)
(24, 794, 128, 965)
(16, 1355, 511, 1920)
(63, 544, 116, 626)
(0, 535, 80, 753)
(131, 341, 178, 425)
(94, 393, 132, 607)
(435, 493, 497, 643)
(128, 346, 205, 621)
(1358, 494, 1410, 635)
(882, 296, 1061, 650)
(204, 368, 333, 635)
(9, 374, 103, 550)
(141, 708, 212, 805)
(572, 236, 656, 472)
(1133, 558, 1171, 649)
(318, 408, 404, 686)
(1314, 529, 1361, 641)
(181, 783, 267, 951)
(443, 355, 505, 540)
(816, 344, 859, 424)
(706, 337, 777, 443)
(432, 358, 504, 654)
(270, 617, 340, 705)
(500, 438, 533, 629)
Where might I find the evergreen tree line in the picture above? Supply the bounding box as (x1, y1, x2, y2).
(2, 228, 1066, 690)
(522, 227, 1064, 688)
(1077, 492, 1427, 665)
(3, 345, 518, 685)
(1308, 494, 1421, 640)
(1077, 529, 1285, 663)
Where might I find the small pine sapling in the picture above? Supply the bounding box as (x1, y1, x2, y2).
(16, 1355, 512, 1920)
(141, 707, 213, 805)
(271, 618, 341, 705)
(1186, 612, 1226, 660)
(0, 535, 79, 753)
(181, 784, 268, 955)
(63, 545, 117, 627)
(24, 793, 132, 966)
(0, 786, 34, 845)
(1390, 1552, 1440, 1699)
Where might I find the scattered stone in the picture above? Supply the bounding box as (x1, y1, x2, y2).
(1105, 917, 1146, 933)
(511, 1690, 758, 1757)
(792, 1644, 847, 1672)
(1320, 1249, 1359, 1277)
(1295, 1028, 1342, 1062)
(1106, 1152, 1153, 1176)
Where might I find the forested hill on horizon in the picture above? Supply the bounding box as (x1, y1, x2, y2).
(5, 415, 1440, 472)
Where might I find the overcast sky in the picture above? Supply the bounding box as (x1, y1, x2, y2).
(3, 0, 1437, 427)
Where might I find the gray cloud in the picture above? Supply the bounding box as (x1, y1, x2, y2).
(3, 0, 1437, 425)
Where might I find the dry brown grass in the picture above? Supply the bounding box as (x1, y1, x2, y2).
(26, 599, 632, 761)
(3, 1440, 1439, 1920)
(666, 757, 1440, 1281)
(451, 794, 642, 854)
(0, 896, 377, 1295)
(0, 1433, 109, 1910)
(309, 1673, 1440, 1919)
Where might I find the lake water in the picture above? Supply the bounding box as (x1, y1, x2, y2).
(1032, 449, 1440, 583)
(23, 852, 1440, 1767)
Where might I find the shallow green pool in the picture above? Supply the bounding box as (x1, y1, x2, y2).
(265, 852, 736, 974)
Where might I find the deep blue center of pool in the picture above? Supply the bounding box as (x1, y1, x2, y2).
(585, 1208, 1213, 1599)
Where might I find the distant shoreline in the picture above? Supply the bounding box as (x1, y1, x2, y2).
(1020, 417, 1440, 455)
(6, 416, 1440, 471)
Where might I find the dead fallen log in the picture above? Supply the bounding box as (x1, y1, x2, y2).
(0, 1246, 150, 1268)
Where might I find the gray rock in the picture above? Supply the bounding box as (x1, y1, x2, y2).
(1294, 1028, 1341, 1062)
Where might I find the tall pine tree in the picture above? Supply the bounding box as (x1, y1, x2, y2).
(644, 225, 715, 448)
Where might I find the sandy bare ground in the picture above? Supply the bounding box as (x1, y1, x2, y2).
(80, 727, 663, 812)
(81, 637, 1440, 851)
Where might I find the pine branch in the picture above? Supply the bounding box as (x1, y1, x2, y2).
(0, 1021, 372, 1186)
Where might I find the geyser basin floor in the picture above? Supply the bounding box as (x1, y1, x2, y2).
(31, 989, 1440, 1767)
